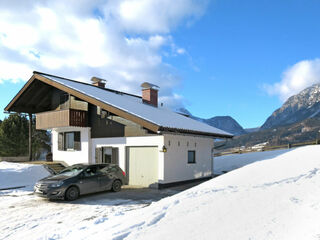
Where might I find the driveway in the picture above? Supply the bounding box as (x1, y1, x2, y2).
(0, 181, 206, 240)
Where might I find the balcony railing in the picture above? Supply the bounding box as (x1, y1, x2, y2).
(36, 109, 87, 129)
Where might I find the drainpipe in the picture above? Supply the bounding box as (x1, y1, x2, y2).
(28, 113, 32, 161)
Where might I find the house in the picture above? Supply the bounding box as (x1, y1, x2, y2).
(5, 72, 233, 188)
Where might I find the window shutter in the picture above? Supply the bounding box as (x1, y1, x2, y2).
(58, 133, 63, 151)
(74, 131, 81, 151)
(95, 148, 100, 163)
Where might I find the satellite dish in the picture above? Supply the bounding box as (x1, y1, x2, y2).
(140, 82, 160, 89)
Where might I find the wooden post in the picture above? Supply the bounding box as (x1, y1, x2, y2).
(28, 113, 32, 161)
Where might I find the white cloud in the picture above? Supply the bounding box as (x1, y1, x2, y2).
(265, 59, 320, 101)
(176, 48, 186, 55)
(105, 0, 208, 33)
(0, 0, 208, 109)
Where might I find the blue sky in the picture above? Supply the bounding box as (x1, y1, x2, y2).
(1, 0, 320, 128)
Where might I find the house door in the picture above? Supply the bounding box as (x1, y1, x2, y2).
(95, 147, 119, 165)
(126, 146, 158, 187)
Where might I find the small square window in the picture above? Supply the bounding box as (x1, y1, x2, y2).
(188, 151, 196, 164)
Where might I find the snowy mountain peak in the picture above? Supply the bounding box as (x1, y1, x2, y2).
(261, 83, 320, 129)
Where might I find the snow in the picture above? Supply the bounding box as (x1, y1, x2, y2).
(37, 73, 232, 137)
(214, 148, 293, 175)
(2, 146, 320, 239)
(0, 161, 50, 191)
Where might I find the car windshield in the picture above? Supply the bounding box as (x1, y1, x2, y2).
(57, 166, 83, 177)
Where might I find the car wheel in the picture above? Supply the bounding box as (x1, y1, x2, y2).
(65, 186, 79, 201)
(112, 180, 122, 192)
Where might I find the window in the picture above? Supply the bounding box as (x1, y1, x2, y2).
(83, 166, 99, 177)
(95, 147, 119, 164)
(188, 150, 196, 164)
(58, 131, 81, 151)
(65, 132, 74, 150)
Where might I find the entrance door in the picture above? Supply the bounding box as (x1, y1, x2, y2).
(127, 146, 158, 187)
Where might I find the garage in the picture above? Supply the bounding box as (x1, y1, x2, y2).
(126, 146, 159, 187)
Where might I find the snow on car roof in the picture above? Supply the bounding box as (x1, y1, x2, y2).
(37, 73, 232, 137)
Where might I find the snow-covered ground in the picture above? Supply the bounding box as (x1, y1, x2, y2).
(214, 148, 293, 175)
(0, 161, 50, 191)
(1, 145, 320, 239)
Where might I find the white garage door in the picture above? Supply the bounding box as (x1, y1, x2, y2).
(127, 146, 158, 187)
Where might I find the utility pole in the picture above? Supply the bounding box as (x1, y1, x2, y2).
(28, 113, 32, 161)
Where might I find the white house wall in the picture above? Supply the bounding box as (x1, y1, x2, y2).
(52, 130, 214, 185)
(162, 134, 214, 184)
(91, 136, 165, 181)
(52, 127, 91, 166)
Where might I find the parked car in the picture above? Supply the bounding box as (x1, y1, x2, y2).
(34, 164, 126, 201)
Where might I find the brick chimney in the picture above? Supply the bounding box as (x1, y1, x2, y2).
(91, 77, 106, 88)
(141, 82, 159, 107)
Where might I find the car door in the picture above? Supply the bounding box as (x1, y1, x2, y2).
(98, 165, 114, 191)
(78, 166, 101, 195)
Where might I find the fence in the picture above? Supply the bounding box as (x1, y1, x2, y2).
(0, 156, 29, 162)
(214, 139, 320, 157)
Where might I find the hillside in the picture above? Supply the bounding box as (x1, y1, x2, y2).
(203, 116, 247, 135)
(176, 108, 246, 135)
(222, 117, 320, 149)
(262, 83, 320, 129)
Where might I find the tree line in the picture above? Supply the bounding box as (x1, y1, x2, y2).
(0, 114, 50, 159)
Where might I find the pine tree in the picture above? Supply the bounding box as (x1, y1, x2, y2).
(0, 114, 50, 159)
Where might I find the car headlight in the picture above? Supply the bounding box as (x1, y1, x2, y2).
(49, 182, 63, 188)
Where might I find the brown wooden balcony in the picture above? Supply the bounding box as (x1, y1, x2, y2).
(36, 109, 88, 129)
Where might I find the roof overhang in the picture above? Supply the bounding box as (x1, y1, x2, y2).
(158, 127, 233, 139)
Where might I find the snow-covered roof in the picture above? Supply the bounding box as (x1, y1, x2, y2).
(23, 72, 233, 137)
(37, 72, 232, 137)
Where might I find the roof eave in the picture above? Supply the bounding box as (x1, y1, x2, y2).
(159, 127, 234, 138)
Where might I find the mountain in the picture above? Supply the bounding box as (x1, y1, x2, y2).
(203, 116, 247, 135)
(176, 108, 246, 135)
(261, 84, 320, 129)
(222, 116, 320, 149)
(244, 127, 260, 133)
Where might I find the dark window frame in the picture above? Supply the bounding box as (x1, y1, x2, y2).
(58, 131, 81, 151)
(187, 150, 196, 164)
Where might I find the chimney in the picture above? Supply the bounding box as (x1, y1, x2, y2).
(141, 82, 159, 107)
(91, 77, 106, 88)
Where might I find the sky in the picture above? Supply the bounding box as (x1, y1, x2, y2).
(1, 0, 320, 128)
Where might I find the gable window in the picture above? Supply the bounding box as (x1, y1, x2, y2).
(58, 131, 81, 151)
(188, 150, 196, 164)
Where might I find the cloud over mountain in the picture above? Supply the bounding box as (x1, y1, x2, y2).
(265, 59, 320, 101)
